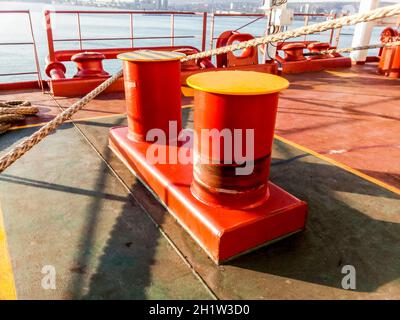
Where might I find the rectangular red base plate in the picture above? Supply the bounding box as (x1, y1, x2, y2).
(109, 126, 308, 264)
(49, 77, 125, 97)
(281, 57, 352, 74)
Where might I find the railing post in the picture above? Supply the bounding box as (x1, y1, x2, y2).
(130, 13, 134, 48)
(28, 11, 43, 90)
(329, 13, 336, 45)
(335, 13, 344, 48)
(77, 12, 83, 50)
(170, 14, 174, 46)
(45, 10, 56, 62)
(209, 13, 215, 50)
(303, 16, 309, 41)
(303, 4, 310, 41)
(201, 12, 207, 52)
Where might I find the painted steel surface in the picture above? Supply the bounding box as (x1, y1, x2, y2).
(276, 41, 352, 74)
(109, 126, 307, 263)
(118, 50, 184, 142)
(307, 42, 332, 60)
(187, 70, 289, 209)
(186, 71, 288, 95)
(226, 33, 258, 67)
(281, 43, 307, 61)
(71, 52, 109, 78)
(378, 31, 400, 78)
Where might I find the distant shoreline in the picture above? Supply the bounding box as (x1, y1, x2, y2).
(9, 0, 390, 15)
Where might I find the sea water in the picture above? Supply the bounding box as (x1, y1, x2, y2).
(0, 1, 385, 83)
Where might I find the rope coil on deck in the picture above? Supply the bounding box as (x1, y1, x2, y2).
(0, 3, 399, 173)
(0, 114, 26, 123)
(0, 70, 122, 173)
(0, 100, 31, 107)
(0, 101, 39, 135)
(0, 106, 39, 115)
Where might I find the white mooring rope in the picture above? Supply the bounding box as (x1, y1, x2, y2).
(304, 40, 400, 56)
(181, 4, 400, 62)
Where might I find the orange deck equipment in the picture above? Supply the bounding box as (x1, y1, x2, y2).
(109, 53, 308, 263)
(188, 71, 289, 209)
(117, 50, 185, 142)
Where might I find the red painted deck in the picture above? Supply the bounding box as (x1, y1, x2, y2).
(1, 62, 400, 298)
(277, 64, 400, 189)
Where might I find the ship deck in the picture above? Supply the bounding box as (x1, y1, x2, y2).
(0, 63, 399, 299)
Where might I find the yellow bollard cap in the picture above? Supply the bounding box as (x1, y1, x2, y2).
(186, 70, 289, 95)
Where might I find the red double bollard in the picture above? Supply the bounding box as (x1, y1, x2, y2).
(109, 54, 307, 263)
(307, 42, 331, 60)
(378, 28, 400, 79)
(281, 43, 307, 61)
(71, 52, 109, 78)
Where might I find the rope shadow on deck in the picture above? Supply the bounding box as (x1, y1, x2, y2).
(72, 115, 211, 300)
(228, 140, 400, 295)
(75, 111, 400, 297)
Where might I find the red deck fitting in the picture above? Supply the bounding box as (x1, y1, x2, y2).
(281, 42, 307, 61)
(307, 42, 331, 59)
(379, 41, 400, 78)
(48, 77, 124, 97)
(280, 56, 352, 74)
(71, 52, 109, 78)
(109, 55, 307, 263)
(109, 127, 308, 263)
(117, 50, 185, 142)
(276, 41, 351, 74)
(187, 71, 289, 210)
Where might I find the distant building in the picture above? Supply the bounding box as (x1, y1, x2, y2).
(155, 0, 168, 10)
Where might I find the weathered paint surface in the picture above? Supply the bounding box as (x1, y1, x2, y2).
(0, 123, 213, 299)
(76, 112, 400, 299)
(277, 64, 400, 189)
(0, 63, 400, 299)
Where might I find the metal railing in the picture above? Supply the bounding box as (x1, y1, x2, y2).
(0, 9, 350, 87)
(208, 12, 340, 50)
(44, 9, 208, 63)
(0, 10, 43, 89)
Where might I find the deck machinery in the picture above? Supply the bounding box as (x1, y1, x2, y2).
(0, 2, 400, 300)
(109, 50, 308, 263)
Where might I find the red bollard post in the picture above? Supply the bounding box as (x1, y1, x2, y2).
(109, 68, 307, 263)
(281, 43, 307, 61)
(379, 41, 400, 78)
(117, 50, 185, 142)
(71, 52, 109, 78)
(307, 42, 331, 60)
(187, 70, 289, 209)
(45, 61, 66, 80)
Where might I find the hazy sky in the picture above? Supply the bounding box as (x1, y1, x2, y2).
(169, 0, 398, 2)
